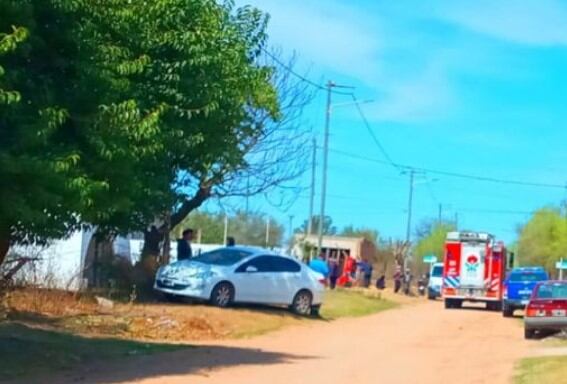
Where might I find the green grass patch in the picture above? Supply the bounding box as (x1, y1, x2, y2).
(321, 289, 397, 320)
(515, 355, 567, 384)
(0, 322, 187, 382)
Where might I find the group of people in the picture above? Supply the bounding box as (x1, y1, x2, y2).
(309, 251, 382, 289)
(392, 265, 414, 295)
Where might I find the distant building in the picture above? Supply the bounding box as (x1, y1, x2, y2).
(293, 234, 376, 262)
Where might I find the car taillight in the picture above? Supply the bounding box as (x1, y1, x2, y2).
(526, 303, 551, 317)
(318, 278, 327, 286)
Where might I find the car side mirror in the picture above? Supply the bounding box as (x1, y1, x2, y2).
(245, 265, 258, 273)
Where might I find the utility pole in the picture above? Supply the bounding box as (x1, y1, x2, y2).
(438, 203, 443, 224)
(307, 138, 316, 236)
(454, 212, 459, 229)
(223, 214, 228, 245)
(265, 218, 271, 248)
(245, 174, 250, 214)
(318, 81, 334, 252)
(405, 169, 415, 244)
(288, 215, 294, 244)
(404, 169, 416, 271)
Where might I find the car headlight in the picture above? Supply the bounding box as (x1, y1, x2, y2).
(156, 266, 168, 279)
(173, 270, 214, 282)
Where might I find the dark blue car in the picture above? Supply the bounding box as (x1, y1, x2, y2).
(502, 267, 549, 317)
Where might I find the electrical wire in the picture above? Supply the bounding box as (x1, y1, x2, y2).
(350, 94, 400, 170)
(326, 148, 567, 190)
(261, 48, 355, 96)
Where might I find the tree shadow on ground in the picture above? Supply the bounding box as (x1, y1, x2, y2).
(0, 322, 315, 384)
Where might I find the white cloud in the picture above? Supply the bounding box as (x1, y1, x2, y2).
(367, 59, 455, 123)
(244, 0, 382, 82)
(240, 1, 471, 123)
(437, 0, 567, 46)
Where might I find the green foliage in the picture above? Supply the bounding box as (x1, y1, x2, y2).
(174, 211, 225, 244)
(517, 207, 567, 273)
(0, 2, 89, 247)
(175, 210, 284, 247)
(413, 221, 456, 272)
(0, 0, 281, 263)
(296, 215, 337, 236)
(341, 225, 379, 243)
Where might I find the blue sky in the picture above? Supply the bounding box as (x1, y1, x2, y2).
(223, 0, 567, 244)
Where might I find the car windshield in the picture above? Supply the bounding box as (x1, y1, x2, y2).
(509, 272, 546, 282)
(535, 283, 567, 299)
(191, 249, 252, 266)
(431, 266, 443, 277)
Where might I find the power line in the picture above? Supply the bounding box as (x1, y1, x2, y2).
(350, 94, 400, 170)
(261, 48, 354, 96)
(327, 148, 567, 190)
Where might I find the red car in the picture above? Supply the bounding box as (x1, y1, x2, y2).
(524, 280, 567, 339)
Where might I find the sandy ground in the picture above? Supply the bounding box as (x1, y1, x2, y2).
(35, 299, 542, 384)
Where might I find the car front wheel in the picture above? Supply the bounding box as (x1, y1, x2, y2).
(291, 290, 313, 316)
(210, 282, 234, 308)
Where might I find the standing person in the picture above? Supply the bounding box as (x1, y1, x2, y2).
(363, 260, 373, 288)
(177, 228, 193, 261)
(375, 274, 386, 290)
(226, 237, 236, 247)
(328, 258, 340, 289)
(393, 265, 402, 293)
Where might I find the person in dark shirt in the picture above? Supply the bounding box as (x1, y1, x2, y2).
(393, 265, 402, 293)
(226, 237, 236, 247)
(177, 228, 193, 261)
(328, 258, 340, 289)
(375, 274, 386, 290)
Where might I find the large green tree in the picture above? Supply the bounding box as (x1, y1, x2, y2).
(413, 221, 456, 273)
(1, 1, 309, 267)
(517, 207, 567, 273)
(0, 3, 96, 265)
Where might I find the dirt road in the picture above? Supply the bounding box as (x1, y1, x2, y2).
(48, 300, 532, 384)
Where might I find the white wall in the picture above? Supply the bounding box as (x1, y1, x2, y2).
(9, 231, 86, 291)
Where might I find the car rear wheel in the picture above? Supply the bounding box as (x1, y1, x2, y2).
(291, 290, 313, 316)
(524, 328, 536, 340)
(210, 282, 234, 308)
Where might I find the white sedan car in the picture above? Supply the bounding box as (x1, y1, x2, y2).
(154, 247, 325, 316)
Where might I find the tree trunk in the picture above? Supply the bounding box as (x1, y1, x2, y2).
(0, 228, 10, 268)
(141, 226, 163, 261)
(168, 186, 211, 229)
(140, 185, 211, 265)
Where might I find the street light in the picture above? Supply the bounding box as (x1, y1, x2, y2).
(401, 170, 437, 270)
(317, 82, 374, 252)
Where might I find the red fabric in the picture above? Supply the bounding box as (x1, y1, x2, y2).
(345, 257, 355, 274)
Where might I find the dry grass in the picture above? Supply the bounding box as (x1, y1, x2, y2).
(5, 288, 97, 317)
(4, 287, 397, 343)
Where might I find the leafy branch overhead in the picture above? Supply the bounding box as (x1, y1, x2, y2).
(0, 0, 313, 265)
